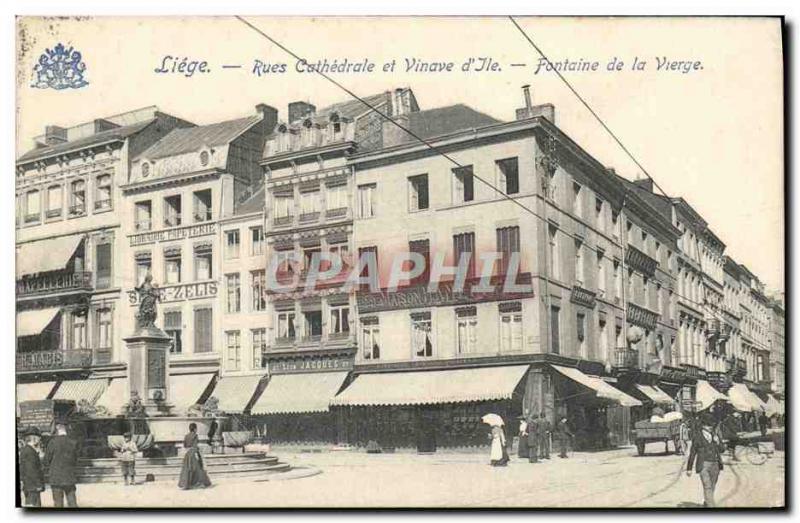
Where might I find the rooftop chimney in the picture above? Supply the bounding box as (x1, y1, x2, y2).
(522, 84, 532, 112)
(43, 125, 68, 146)
(288, 101, 316, 124)
(256, 103, 279, 134)
(515, 85, 556, 124)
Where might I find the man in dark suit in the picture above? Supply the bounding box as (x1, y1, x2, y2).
(555, 417, 574, 458)
(539, 413, 551, 460)
(686, 417, 725, 507)
(526, 413, 540, 463)
(19, 427, 45, 507)
(44, 421, 79, 508)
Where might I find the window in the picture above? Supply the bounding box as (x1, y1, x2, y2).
(164, 310, 182, 354)
(303, 247, 321, 273)
(453, 232, 476, 280)
(250, 226, 265, 256)
(164, 250, 182, 284)
(224, 230, 240, 259)
(408, 239, 430, 286)
(614, 260, 622, 301)
(69, 180, 86, 216)
(71, 311, 87, 350)
(611, 209, 620, 238)
(497, 157, 519, 195)
(200, 150, 210, 166)
(548, 224, 560, 279)
(274, 193, 294, 220)
(577, 313, 587, 358)
(599, 317, 608, 360)
(656, 283, 663, 314)
(135, 201, 152, 231)
(96, 308, 113, 352)
(226, 273, 241, 313)
(453, 165, 474, 203)
(276, 311, 296, 340)
(226, 331, 241, 371)
(412, 312, 433, 357)
(193, 189, 212, 222)
(194, 307, 213, 353)
(641, 230, 649, 252)
(496, 226, 520, 275)
(252, 328, 267, 369)
(655, 241, 661, 263)
(409, 174, 429, 211)
(194, 246, 212, 280)
(300, 189, 320, 218)
(628, 269, 635, 302)
(328, 243, 350, 271)
(304, 310, 323, 339)
(456, 306, 478, 354)
(643, 277, 650, 308)
(326, 183, 348, 212)
(595, 197, 604, 228)
(95, 174, 112, 211)
(597, 250, 606, 296)
(616, 322, 623, 349)
(95, 242, 112, 289)
(46, 185, 63, 218)
(627, 220, 634, 243)
(357, 183, 376, 218)
(25, 190, 41, 223)
(329, 305, 350, 336)
(572, 182, 583, 218)
(251, 270, 266, 312)
(358, 246, 378, 289)
(361, 317, 380, 360)
(574, 240, 584, 285)
(499, 302, 523, 353)
(135, 255, 152, 286)
(164, 195, 182, 227)
(550, 305, 560, 354)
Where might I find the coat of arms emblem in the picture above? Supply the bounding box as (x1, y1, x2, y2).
(31, 43, 88, 90)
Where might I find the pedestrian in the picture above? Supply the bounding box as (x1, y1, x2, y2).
(18, 427, 45, 507)
(517, 415, 529, 459)
(178, 423, 211, 490)
(527, 413, 540, 463)
(758, 411, 768, 437)
(720, 412, 741, 461)
(207, 418, 219, 454)
(44, 421, 79, 508)
(117, 432, 138, 485)
(686, 416, 725, 508)
(539, 413, 551, 460)
(555, 417, 573, 458)
(678, 420, 690, 456)
(489, 424, 509, 467)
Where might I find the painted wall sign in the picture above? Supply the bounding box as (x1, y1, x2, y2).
(268, 354, 354, 374)
(129, 222, 217, 246)
(128, 281, 218, 305)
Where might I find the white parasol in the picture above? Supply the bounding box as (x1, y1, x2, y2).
(481, 413, 505, 427)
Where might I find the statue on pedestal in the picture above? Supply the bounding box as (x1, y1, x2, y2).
(135, 274, 161, 329)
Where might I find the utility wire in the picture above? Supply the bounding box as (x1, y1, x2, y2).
(233, 16, 715, 314)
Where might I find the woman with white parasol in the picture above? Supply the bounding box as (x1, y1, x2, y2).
(482, 413, 509, 467)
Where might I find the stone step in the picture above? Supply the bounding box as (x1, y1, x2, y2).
(77, 462, 292, 484)
(77, 458, 282, 475)
(78, 452, 272, 467)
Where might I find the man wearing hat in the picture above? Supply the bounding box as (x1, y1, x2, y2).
(526, 412, 540, 463)
(19, 427, 45, 507)
(44, 420, 79, 508)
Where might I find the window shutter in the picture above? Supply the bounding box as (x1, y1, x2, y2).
(195, 308, 213, 353)
(96, 243, 112, 289)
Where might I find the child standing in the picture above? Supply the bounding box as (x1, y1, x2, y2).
(118, 432, 138, 486)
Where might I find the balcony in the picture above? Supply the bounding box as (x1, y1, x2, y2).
(273, 215, 293, 227)
(627, 303, 658, 330)
(45, 209, 62, 219)
(24, 213, 41, 224)
(570, 285, 597, 308)
(625, 245, 658, 278)
(613, 347, 639, 369)
(325, 207, 348, 219)
(680, 363, 704, 379)
(68, 204, 86, 216)
(17, 349, 93, 372)
(134, 220, 152, 232)
(299, 211, 320, 224)
(17, 271, 93, 297)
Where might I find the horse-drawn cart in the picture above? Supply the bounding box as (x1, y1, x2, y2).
(633, 419, 682, 456)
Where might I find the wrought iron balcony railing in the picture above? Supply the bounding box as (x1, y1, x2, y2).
(625, 245, 658, 278)
(613, 347, 639, 369)
(570, 285, 597, 308)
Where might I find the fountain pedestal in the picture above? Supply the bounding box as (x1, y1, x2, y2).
(124, 324, 174, 417)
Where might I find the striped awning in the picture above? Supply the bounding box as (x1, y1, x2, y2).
(696, 380, 730, 411)
(169, 373, 216, 414)
(635, 384, 675, 405)
(17, 308, 61, 337)
(552, 365, 642, 407)
(728, 383, 764, 412)
(16, 235, 83, 277)
(331, 365, 529, 407)
(94, 378, 128, 415)
(207, 374, 264, 414)
(52, 379, 109, 404)
(254, 371, 349, 414)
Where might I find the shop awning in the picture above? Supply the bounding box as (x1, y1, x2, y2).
(635, 384, 674, 405)
(253, 372, 349, 414)
(208, 374, 264, 414)
(17, 235, 84, 277)
(727, 383, 764, 412)
(695, 380, 730, 411)
(52, 378, 109, 405)
(94, 378, 128, 415)
(16, 381, 57, 415)
(745, 386, 768, 412)
(17, 308, 61, 337)
(331, 365, 529, 407)
(765, 394, 782, 417)
(551, 365, 642, 407)
(169, 373, 216, 414)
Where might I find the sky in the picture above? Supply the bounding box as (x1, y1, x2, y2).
(15, 16, 784, 292)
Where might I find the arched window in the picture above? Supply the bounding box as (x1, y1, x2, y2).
(95, 174, 112, 211)
(70, 179, 86, 215)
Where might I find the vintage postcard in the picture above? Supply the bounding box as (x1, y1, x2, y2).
(14, 16, 785, 509)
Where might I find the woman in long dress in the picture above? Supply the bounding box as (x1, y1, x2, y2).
(178, 423, 212, 490)
(490, 425, 509, 466)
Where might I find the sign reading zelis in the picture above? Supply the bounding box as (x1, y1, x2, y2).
(128, 281, 218, 305)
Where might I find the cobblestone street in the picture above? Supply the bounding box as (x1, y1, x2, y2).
(28, 446, 785, 509)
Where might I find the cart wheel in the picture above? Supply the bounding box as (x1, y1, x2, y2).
(636, 441, 645, 456)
